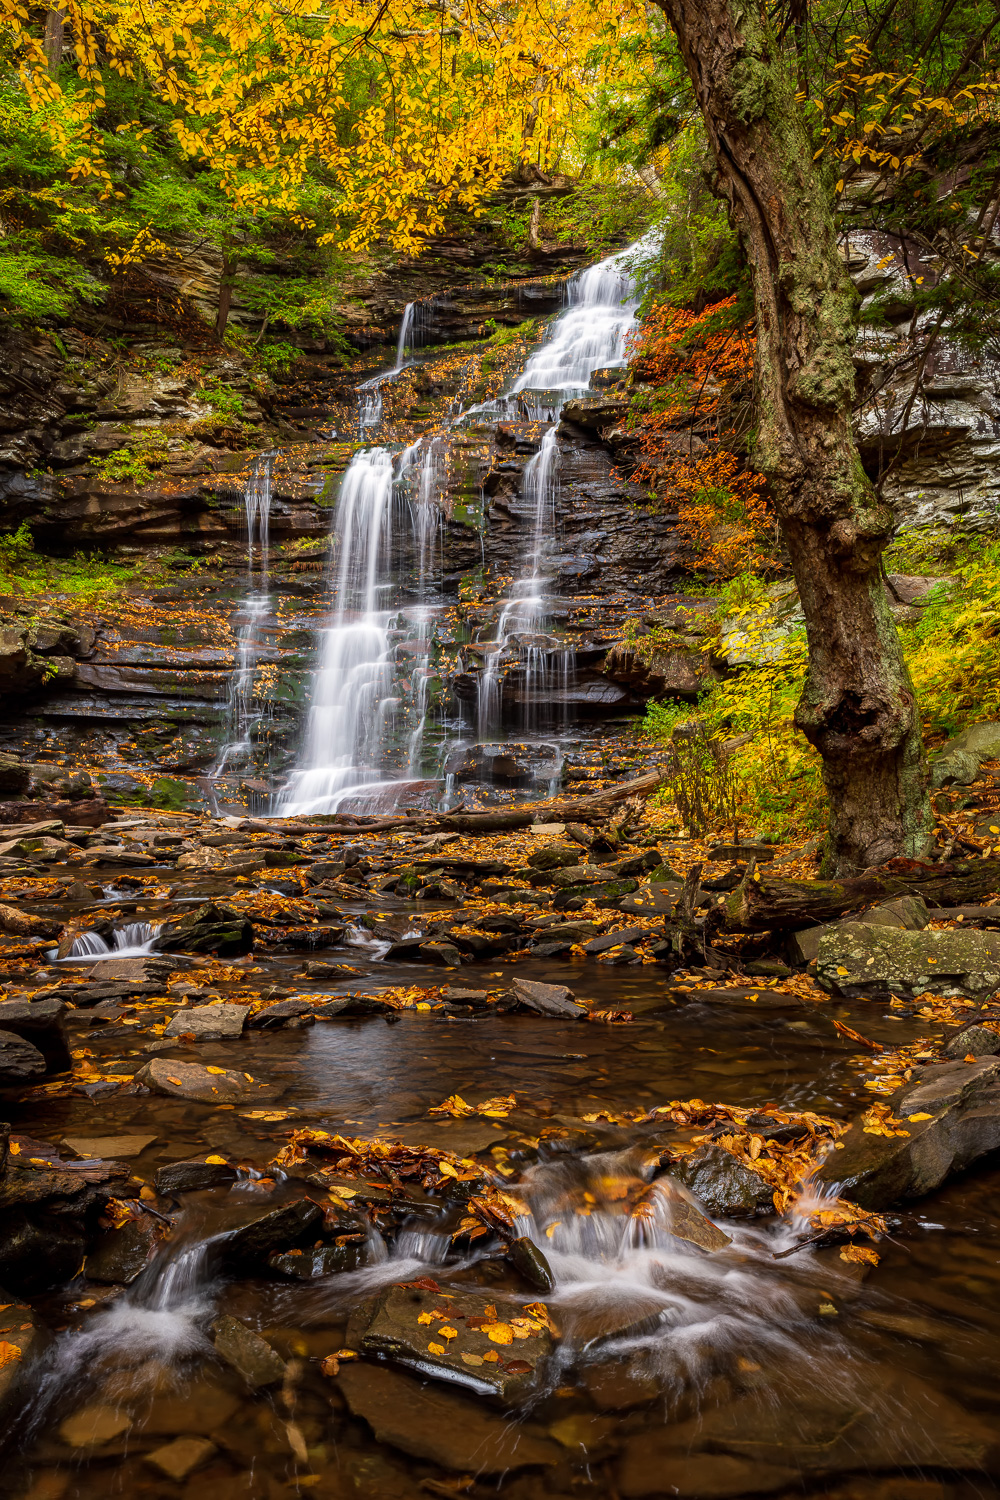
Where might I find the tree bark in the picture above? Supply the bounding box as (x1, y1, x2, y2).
(717, 858, 1000, 932)
(43, 6, 65, 78)
(651, 0, 932, 874)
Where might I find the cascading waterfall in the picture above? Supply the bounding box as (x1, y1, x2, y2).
(211, 453, 276, 783)
(54, 921, 160, 961)
(283, 236, 651, 814)
(395, 301, 418, 369)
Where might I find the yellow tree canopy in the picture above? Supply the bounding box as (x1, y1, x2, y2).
(1, 0, 652, 249)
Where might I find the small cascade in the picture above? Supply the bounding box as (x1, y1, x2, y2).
(395, 301, 418, 369)
(56, 921, 160, 962)
(478, 427, 566, 737)
(211, 453, 277, 784)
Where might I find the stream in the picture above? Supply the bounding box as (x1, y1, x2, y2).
(4, 930, 1000, 1499)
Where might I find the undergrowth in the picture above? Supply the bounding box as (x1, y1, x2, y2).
(645, 538, 1000, 841)
(0, 524, 149, 605)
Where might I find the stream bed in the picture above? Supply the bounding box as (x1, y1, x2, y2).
(4, 941, 1000, 1500)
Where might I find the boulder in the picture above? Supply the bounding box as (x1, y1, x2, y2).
(814, 1056, 1000, 1208)
(509, 977, 586, 1018)
(135, 1058, 280, 1104)
(336, 1362, 561, 1472)
(218, 1199, 322, 1269)
(930, 721, 1000, 787)
(85, 1216, 160, 1284)
(0, 901, 60, 939)
(527, 842, 583, 872)
(817, 923, 1000, 998)
(154, 1156, 238, 1195)
(0, 998, 70, 1073)
(942, 1021, 1000, 1059)
(788, 897, 930, 965)
(350, 1282, 555, 1401)
(151, 902, 253, 957)
(0, 1030, 46, 1082)
(670, 1147, 774, 1217)
(164, 1002, 247, 1041)
(211, 1313, 285, 1388)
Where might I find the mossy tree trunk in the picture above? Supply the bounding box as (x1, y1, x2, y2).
(652, 0, 932, 874)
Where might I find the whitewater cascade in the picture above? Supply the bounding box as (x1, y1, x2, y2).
(211, 453, 276, 782)
(281, 237, 649, 814)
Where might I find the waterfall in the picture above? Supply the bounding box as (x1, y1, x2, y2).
(395, 301, 417, 369)
(55, 921, 161, 962)
(279, 449, 410, 815)
(283, 235, 654, 813)
(211, 453, 276, 784)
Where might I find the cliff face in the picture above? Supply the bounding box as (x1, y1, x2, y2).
(0, 210, 991, 816)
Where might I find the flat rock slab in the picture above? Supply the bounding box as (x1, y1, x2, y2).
(164, 1002, 247, 1040)
(815, 1056, 1000, 1208)
(212, 1313, 285, 1388)
(337, 1362, 561, 1473)
(63, 1134, 158, 1160)
(509, 977, 585, 1019)
(59, 1404, 132, 1449)
(135, 1058, 280, 1104)
(145, 1437, 216, 1482)
(582, 926, 648, 954)
(817, 922, 1000, 998)
(351, 1283, 555, 1401)
(141, 1379, 241, 1436)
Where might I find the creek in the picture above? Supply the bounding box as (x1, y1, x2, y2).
(5, 926, 1000, 1499)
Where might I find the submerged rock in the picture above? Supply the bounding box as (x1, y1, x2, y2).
(212, 1313, 285, 1388)
(350, 1282, 555, 1400)
(154, 1155, 238, 1195)
(0, 1292, 51, 1425)
(85, 1216, 160, 1284)
(336, 1362, 561, 1472)
(218, 1198, 322, 1269)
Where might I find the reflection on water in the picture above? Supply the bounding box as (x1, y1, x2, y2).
(4, 959, 1000, 1498)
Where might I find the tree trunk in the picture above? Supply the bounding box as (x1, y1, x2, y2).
(216, 253, 238, 341)
(43, 6, 65, 79)
(717, 859, 1000, 933)
(651, 0, 932, 874)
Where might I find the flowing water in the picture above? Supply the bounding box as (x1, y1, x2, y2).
(6, 940, 1000, 1499)
(280, 238, 650, 815)
(211, 453, 277, 785)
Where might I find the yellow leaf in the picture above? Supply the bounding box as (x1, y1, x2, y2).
(0, 1342, 22, 1369)
(840, 1245, 879, 1265)
(438, 1326, 457, 1340)
(206, 1066, 228, 1075)
(485, 1323, 513, 1345)
(907, 1112, 933, 1121)
(417, 1312, 434, 1325)
(204, 1154, 227, 1165)
(461, 1353, 483, 1366)
(428, 1342, 446, 1355)
(482, 1350, 499, 1363)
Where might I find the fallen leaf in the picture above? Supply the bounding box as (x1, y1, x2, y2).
(907, 1112, 933, 1121)
(482, 1351, 500, 1363)
(0, 1342, 21, 1368)
(204, 1154, 227, 1164)
(460, 1353, 483, 1366)
(438, 1326, 458, 1340)
(840, 1245, 880, 1265)
(428, 1341, 446, 1355)
(503, 1360, 533, 1373)
(485, 1323, 513, 1345)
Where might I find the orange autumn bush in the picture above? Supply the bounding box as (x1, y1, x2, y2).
(627, 295, 774, 576)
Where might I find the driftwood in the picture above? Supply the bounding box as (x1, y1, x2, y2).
(716, 857, 1000, 933)
(253, 771, 664, 838)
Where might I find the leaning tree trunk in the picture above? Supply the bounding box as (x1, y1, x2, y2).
(651, 0, 932, 875)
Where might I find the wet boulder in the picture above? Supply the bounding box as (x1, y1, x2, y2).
(0, 901, 61, 939)
(349, 1282, 556, 1401)
(267, 1241, 367, 1278)
(930, 720, 1000, 787)
(509, 977, 586, 1019)
(135, 1058, 280, 1105)
(164, 1002, 247, 1041)
(817, 923, 1000, 999)
(670, 1147, 774, 1217)
(217, 1198, 322, 1270)
(211, 1313, 285, 1388)
(815, 1055, 1000, 1209)
(85, 1215, 161, 1284)
(152, 902, 253, 957)
(943, 1021, 1000, 1059)
(0, 1030, 46, 1082)
(154, 1156, 238, 1195)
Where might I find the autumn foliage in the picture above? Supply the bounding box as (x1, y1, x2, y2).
(627, 295, 773, 577)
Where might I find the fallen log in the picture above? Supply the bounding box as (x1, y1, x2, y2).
(716, 857, 1000, 933)
(249, 772, 665, 838)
